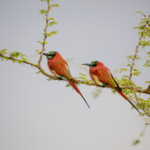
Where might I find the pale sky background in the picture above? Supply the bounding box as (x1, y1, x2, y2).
(0, 0, 150, 150)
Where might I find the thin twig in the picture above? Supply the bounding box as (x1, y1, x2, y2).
(141, 13, 146, 18)
(133, 121, 149, 145)
(38, 0, 51, 66)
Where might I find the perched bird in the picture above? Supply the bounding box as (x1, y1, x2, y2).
(82, 61, 140, 113)
(40, 51, 90, 108)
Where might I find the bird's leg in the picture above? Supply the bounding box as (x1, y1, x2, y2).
(71, 78, 78, 84)
(57, 75, 67, 81)
(102, 83, 107, 88)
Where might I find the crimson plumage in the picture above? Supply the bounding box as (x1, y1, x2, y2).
(83, 61, 140, 114)
(42, 51, 90, 108)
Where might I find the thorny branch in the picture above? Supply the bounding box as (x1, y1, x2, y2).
(129, 15, 150, 82)
(129, 14, 150, 117)
(0, 53, 150, 96)
(38, 0, 51, 66)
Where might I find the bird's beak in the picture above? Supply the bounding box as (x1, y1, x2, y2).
(38, 52, 48, 56)
(82, 63, 91, 66)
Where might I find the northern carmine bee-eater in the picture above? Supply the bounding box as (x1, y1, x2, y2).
(40, 51, 90, 108)
(82, 61, 140, 113)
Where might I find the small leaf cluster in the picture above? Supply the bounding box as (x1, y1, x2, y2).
(134, 16, 150, 39)
(143, 51, 150, 67)
(43, 31, 58, 37)
(0, 49, 7, 55)
(51, 4, 59, 8)
(132, 68, 141, 76)
(39, 9, 47, 14)
(78, 73, 95, 85)
(47, 18, 55, 20)
(0, 49, 28, 64)
(37, 41, 48, 44)
(137, 97, 150, 112)
(140, 41, 150, 48)
(49, 22, 57, 27)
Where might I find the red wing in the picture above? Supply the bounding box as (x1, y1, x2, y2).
(48, 60, 72, 78)
(91, 67, 118, 87)
(92, 68, 110, 83)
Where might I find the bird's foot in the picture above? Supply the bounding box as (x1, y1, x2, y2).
(102, 84, 107, 88)
(57, 76, 67, 81)
(71, 78, 78, 84)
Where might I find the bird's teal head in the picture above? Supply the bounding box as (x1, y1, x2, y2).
(40, 51, 57, 60)
(82, 61, 98, 68)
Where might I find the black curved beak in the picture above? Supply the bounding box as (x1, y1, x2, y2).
(38, 52, 48, 56)
(82, 63, 91, 66)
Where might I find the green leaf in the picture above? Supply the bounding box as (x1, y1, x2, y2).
(38, 40, 48, 44)
(132, 140, 140, 145)
(51, 4, 59, 8)
(0, 49, 7, 55)
(127, 64, 131, 67)
(36, 71, 41, 74)
(66, 83, 71, 87)
(135, 11, 142, 14)
(35, 50, 40, 52)
(126, 55, 134, 59)
(79, 73, 87, 77)
(135, 56, 140, 60)
(120, 68, 128, 72)
(145, 81, 150, 84)
(21, 57, 28, 61)
(133, 26, 139, 29)
(47, 18, 55, 20)
(147, 51, 150, 54)
(41, 41, 48, 44)
(79, 77, 87, 81)
(49, 21, 57, 27)
(141, 18, 147, 20)
(39, 9, 47, 14)
(140, 41, 150, 48)
(44, 31, 58, 37)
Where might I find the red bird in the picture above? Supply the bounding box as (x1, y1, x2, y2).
(82, 61, 140, 113)
(41, 51, 90, 108)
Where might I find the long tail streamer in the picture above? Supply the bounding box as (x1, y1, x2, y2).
(68, 79, 90, 108)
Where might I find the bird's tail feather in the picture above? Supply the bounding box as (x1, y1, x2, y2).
(116, 90, 140, 114)
(68, 79, 90, 108)
(107, 85, 140, 114)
